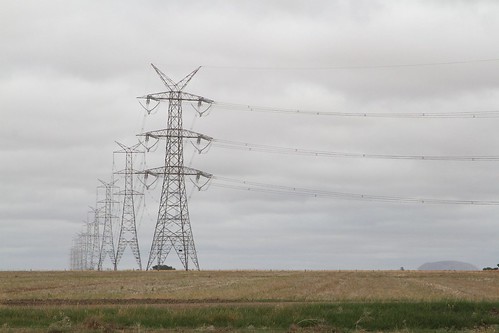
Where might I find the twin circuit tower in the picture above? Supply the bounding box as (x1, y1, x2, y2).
(137, 65, 213, 271)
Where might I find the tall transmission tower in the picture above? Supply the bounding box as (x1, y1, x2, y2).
(138, 64, 213, 271)
(114, 141, 143, 270)
(97, 179, 119, 270)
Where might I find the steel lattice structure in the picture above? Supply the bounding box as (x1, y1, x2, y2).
(88, 206, 102, 270)
(138, 64, 213, 271)
(114, 142, 143, 270)
(97, 179, 118, 270)
(70, 234, 85, 270)
(70, 208, 101, 271)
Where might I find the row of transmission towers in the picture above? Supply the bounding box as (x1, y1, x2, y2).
(70, 64, 213, 271)
(70, 143, 143, 270)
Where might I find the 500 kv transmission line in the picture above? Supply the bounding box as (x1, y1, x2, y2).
(138, 64, 213, 271)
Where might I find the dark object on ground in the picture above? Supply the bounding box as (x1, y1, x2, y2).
(151, 265, 175, 271)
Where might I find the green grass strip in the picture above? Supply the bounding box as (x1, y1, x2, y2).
(1, 301, 499, 331)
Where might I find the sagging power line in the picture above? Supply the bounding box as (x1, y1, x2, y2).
(202, 57, 499, 71)
(214, 102, 499, 119)
(210, 139, 499, 162)
(211, 177, 499, 206)
(138, 131, 499, 162)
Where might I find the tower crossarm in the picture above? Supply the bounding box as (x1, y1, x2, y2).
(137, 92, 214, 104)
(137, 129, 213, 142)
(114, 168, 144, 175)
(114, 189, 144, 196)
(139, 166, 212, 179)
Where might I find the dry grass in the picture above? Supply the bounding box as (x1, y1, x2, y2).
(1, 270, 499, 302)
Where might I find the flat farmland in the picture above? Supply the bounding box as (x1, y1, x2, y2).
(1, 270, 499, 332)
(2, 270, 499, 302)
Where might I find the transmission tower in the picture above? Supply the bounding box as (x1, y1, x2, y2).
(69, 236, 79, 270)
(97, 179, 119, 270)
(87, 206, 102, 270)
(138, 64, 213, 271)
(114, 141, 143, 270)
(70, 233, 86, 270)
(82, 218, 92, 270)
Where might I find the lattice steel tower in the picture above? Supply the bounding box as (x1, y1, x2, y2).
(88, 206, 102, 270)
(114, 142, 143, 270)
(138, 64, 213, 271)
(97, 179, 118, 270)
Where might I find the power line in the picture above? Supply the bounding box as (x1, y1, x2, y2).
(214, 102, 499, 119)
(212, 177, 499, 206)
(211, 139, 499, 162)
(202, 58, 499, 71)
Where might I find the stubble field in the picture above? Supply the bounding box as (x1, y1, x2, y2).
(1, 270, 499, 332)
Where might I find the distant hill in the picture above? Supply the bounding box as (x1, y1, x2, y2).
(418, 261, 478, 271)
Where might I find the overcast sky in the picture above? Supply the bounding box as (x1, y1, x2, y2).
(2, 0, 499, 271)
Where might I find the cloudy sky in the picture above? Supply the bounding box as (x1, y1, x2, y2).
(2, 0, 499, 271)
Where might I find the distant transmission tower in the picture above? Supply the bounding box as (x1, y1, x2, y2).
(114, 142, 143, 270)
(138, 64, 213, 271)
(88, 206, 102, 270)
(70, 233, 85, 270)
(82, 216, 93, 269)
(97, 179, 118, 270)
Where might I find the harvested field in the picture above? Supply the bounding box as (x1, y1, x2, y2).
(1, 270, 499, 303)
(1, 270, 499, 332)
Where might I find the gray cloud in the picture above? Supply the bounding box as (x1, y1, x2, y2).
(2, 0, 499, 271)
